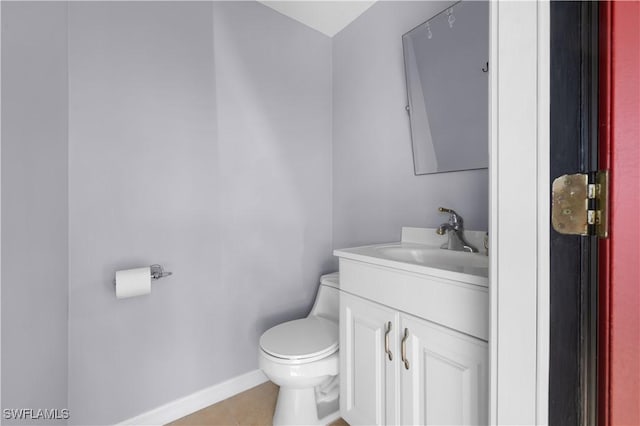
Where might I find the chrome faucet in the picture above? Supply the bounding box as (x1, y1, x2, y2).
(436, 207, 478, 253)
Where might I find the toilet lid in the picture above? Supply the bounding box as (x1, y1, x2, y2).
(260, 317, 338, 360)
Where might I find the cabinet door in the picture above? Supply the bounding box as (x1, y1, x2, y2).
(340, 292, 399, 426)
(399, 314, 488, 425)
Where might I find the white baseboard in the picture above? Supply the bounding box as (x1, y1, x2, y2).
(116, 369, 268, 426)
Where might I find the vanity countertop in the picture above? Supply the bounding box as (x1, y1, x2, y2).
(333, 227, 488, 287)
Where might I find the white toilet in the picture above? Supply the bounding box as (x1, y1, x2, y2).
(259, 272, 340, 426)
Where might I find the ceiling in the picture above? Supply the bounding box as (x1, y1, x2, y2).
(258, 1, 377, 37)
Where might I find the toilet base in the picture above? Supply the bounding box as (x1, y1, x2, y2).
(258, 325, 340, 426)
(273, 387, 339, 426)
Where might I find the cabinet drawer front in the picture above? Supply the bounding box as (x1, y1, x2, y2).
(339, 259, 489, 340)
(400, 314, 488, 425)
(340, 292, 399, 426)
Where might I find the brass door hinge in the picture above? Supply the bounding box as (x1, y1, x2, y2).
(552, 170, 609, 238)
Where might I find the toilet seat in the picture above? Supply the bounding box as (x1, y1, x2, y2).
(260, 317, 338, 362)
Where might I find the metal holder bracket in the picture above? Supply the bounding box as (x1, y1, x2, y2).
(150, 264, 172, 280)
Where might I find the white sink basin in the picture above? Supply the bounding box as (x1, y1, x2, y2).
(374, 244, 489, 270)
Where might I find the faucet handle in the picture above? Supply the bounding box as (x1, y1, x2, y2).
(438, 207, 463, 228)
(438, 207, 457, 214)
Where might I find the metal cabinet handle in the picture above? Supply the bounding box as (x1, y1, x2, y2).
(401, 328, 410, 370)
(384, 321, 393, 361)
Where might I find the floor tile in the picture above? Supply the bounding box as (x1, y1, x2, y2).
(168, 400, 237, 426)
(328, 418, 350, 426)
(224, 382, 279, 426)
(167, 381, 348, 426)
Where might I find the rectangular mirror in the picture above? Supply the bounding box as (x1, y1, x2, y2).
(403, 1, 489, 175)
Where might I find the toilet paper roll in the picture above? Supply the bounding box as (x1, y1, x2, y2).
(115, 267, 151, 299)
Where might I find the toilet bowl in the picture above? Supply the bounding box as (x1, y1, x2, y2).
(259, 273, 340, 426)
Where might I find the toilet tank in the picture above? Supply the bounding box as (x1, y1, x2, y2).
(309, 272, 340, 323)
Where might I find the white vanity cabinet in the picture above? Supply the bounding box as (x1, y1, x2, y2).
(335, 228, 490, 426)
(340, 292, 487, 426)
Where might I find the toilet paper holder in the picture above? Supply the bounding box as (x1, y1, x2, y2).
(113, 264, 172, 286)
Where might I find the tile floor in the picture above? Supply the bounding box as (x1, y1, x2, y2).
(169, 381, 349, 426)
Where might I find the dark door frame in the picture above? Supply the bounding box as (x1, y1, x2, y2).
(549, 2, 599, 425)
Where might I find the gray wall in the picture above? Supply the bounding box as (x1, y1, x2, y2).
(332, 1, 489, 251)
(212, 1, 333, 354)
(1, 2, 69, 423)
(67, 2, 331, 424)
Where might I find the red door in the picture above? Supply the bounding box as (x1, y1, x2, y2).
(599, 1, 640, 425)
